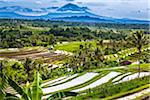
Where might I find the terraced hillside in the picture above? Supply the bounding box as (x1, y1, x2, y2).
(38, 68, 150, 99)
(0, 19, 149, 100)
(3, 45, 149, 100)
(0, 47, 69, 64)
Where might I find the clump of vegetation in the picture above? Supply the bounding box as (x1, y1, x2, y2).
(65, 41, 124, 72)
(65, 43, 105, 72)
(0, 58, 50, 83)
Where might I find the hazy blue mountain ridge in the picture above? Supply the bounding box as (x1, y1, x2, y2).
(0, 3, 149, 24)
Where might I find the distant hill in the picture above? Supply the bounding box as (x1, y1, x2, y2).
(0, 3, 149, 24)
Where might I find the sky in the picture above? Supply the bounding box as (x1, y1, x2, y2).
(0, 0, 149, 20)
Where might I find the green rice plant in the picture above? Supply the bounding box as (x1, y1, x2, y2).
(73, 76, 150, 100)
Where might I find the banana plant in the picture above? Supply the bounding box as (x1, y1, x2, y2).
(31, 71, 43, 100)
(0, 74, 8, 100)
(0, 61, 9, 100)
(0, 73, 21, 100)
(0, 71, 43, 100)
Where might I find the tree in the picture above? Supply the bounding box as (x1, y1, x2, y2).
(23, 58, 35, 82)
(67, 43, 106, 72)
(127, 31, 149, 73)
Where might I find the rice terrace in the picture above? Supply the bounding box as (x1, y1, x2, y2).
(0, 0, 150, 100)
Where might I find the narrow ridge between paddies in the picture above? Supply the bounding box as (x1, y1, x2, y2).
(42, 72, 98, 94)
(43, 74, 78, 87)
(41, 76, 67, 87)
(72, 72, 121, 92)
(112, 72, 132, 82)
(115, 72, 150, 84)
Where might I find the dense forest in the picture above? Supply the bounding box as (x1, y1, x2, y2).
(0, 19, 149, 29)
(0, 19, 149, 48)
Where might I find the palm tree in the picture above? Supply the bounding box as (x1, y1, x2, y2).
(96, 39, 104, 47)
(23, 58, 35, 82)
(127, 31, 149, 73)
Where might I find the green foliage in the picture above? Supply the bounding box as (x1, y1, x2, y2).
(74, 76, 150, 99)
(0, 71, 43, 100)
(66, 43, 106, 72)
(104, 61, 119, 67)
(0, 19, 150, 100)
(0, 61, 8, 100)
(7, 76, 30, 100)
(0, 29, 56, 48)
(31, 72, 43, 100)
(1, 19, 148, 49)
(127, 31, 149, 71)
(127, 31, 149, 51)
(0, 19, 148, 29)
(0, 87, 6, 100)
(47, 92, 78, 100)
(0, 58, 50, 83)
(54, 41, 96, 52)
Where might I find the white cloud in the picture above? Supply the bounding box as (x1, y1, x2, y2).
(35, 1, 42, 4)
(75, 0, 147, 2)
(0, 0, 13, 2)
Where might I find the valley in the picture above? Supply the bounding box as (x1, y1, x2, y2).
(0, 19, 149, 100)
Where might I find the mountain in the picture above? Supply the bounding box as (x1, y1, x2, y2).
(0, 12, 23, 18)
(0, 6, 22, 12)
(0, 6, 48, 16)
(41, 7, 58, 11)
(0, 6, 33, 13)
(57, 3, 87, 11)
(0, 4, 149, 24)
